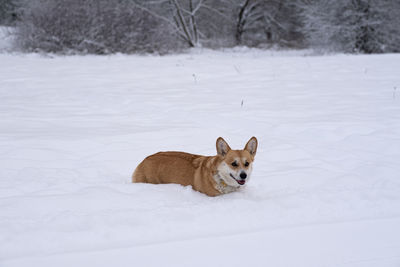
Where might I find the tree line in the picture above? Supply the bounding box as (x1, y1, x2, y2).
(1, 0, 399, 54)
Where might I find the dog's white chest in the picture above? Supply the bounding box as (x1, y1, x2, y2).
(213, 173, 239, 194)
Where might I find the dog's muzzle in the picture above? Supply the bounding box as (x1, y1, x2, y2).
(230, 173, 246, 185)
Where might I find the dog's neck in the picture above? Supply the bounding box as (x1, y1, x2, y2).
(213, 172, 239, 194)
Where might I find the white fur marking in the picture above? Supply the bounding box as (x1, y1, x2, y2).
(213, 162, 239, 194)
(217, 162, 239, 187)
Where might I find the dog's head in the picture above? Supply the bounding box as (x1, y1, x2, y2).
(216, 137, 258, 187)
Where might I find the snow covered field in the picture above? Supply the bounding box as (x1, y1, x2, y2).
(1, 49, 400, 266)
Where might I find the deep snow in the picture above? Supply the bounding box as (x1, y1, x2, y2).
(1, 48, 400, 266)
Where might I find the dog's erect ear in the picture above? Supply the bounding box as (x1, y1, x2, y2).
(244, 137, 258, 156)
(216, 137, 231, 157)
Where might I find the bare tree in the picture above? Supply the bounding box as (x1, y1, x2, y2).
(233, 0, 304, 47)
(235, 0, 262, 45)
(133, 0, 234, 48)
(169, 0, 201, 47)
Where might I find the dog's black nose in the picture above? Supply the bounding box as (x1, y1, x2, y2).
(240, 172, 247, 179)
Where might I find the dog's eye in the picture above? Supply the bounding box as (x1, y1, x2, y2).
(231, 162, 238, 167)
(244, 161, 249, 167)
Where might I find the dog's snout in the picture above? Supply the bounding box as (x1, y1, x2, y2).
(240, 172, 247, 179)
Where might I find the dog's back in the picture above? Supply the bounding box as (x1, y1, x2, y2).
(133, 151, 202, 185)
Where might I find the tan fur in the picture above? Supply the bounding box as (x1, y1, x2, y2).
(132, 137, 258, 196)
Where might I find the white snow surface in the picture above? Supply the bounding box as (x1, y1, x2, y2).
(1, 50, 400, 267)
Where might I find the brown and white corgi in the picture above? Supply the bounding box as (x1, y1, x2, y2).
(132, 137, 257, 196)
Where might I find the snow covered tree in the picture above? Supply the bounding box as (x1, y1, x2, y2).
(301, 0, 400, 53)
(168, 0, 202, 47)
(12, 0, 400, 53)
(131, 0, 235, 48)
(371, 0, 400, 53)
(15, 0, 181, 53)
(0, 0, 19, 25)
(233, 0, 304, 47)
